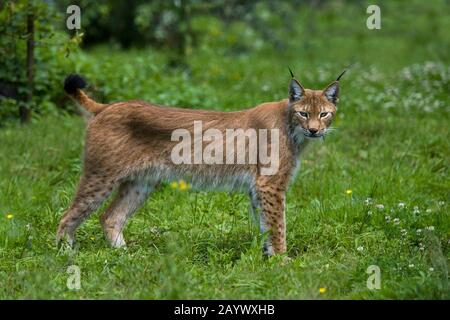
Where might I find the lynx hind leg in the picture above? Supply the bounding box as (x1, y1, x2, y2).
(56, 174, 117, 246)
(100, 179, 155, 248)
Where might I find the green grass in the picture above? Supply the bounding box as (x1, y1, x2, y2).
(0, 1, 449, 299)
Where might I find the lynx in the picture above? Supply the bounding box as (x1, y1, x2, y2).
(56, 69, 345, 255)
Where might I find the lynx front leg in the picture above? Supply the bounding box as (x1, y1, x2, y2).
(255, 182, 287, 256)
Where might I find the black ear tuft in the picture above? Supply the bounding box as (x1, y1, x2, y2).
(336, 69, 347, 82)
(289, 79, 304, 102)
(64, 74, 86, 94)
(288, 66, 295, 78)
(336, 63, 354, 81)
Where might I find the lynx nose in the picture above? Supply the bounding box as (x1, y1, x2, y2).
(309, 128, 318, 135)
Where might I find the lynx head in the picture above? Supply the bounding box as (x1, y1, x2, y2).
(288, 69, 346, 140)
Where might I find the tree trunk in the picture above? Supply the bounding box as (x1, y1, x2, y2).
(20, 8, 34, 123)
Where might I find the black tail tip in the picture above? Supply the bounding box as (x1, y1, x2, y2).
(64, 74, 86, 94)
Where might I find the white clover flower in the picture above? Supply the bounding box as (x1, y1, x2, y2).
(367, 210, 373, 216)
(383, 101, 395, 109)
(149, 227, 160, 234)
(429, 267, 434, 272)
(401, 229, 408, 236)
(408, 264, 415, 268)
(364, 198, 373, 205)
(398, 202, 406, 209)
(416, 229, 422, 234)
(438, 201, 445, 206)
(376, 204, 385, 211)
(426, 226, 435, 231)
(357, 246, 364, 252)
(426, 208, 432, 213)
(413, 206, 420, 214)
(385, 215, 391, 222)
(393, 218, 400, 225)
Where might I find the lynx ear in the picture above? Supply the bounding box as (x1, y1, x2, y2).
(289, 79, 304, 102)
(323, 81, 339, 105)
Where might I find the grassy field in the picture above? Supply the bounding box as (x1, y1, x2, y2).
(0, 2, 449, 299)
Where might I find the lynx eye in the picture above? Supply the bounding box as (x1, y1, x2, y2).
(298, 111, 308, 118)
(320, 112, 329, 118)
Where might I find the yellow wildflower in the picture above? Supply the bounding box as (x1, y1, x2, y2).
(6, 214, 14, 219)
(178, 179, 190, 190)
(319, 287, 327, 294)
(170, 180, 191, 190)
(346, 189, 353, 195)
